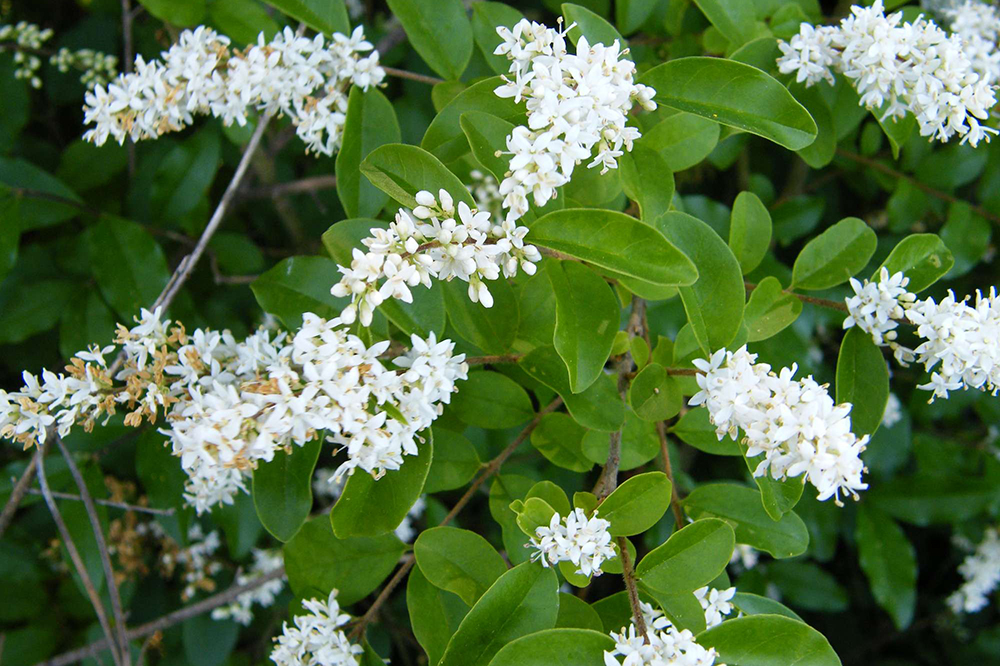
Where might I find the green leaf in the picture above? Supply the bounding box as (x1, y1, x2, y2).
(692, 0, 756, 45)
(0, 192, 18, 284)
(642, 589, 708, 634)
(388, 0, 472, 80)
(656, 212, 744, 354)
(208, 0, 280, 43)
(616, 0, 659, 35)
(531, 412, 593, 472)
(414, 526, 508, 606)
(150, 126, 221, 221)
(252, 439, 321, 543)
(877, 112, 915, 160)
(563, 3, 625, 45)
(527, 480, 571, 516)
(876, 233, 955, 293)
(490, 475, 536, 565)
(556, 594, 604, 632)
(519, 345, 625, 432)
(835, 327, 889, 437)
(670, 408, 741, 456)
(582, 411, 660, 470)
(744, 276, 802, 342)
(424, 78, 525, 163)
(461, 111, 515, 183)
(530, 209, 698, 286)
(88, 217, 170, 320)
(628, 363, 682, 422)
(183, 613, 238, 666)
(683, 484, 809, 558)
(697, 614, 842, 666)
(635, 518, 735, 593)
(940, 201, 991, 278)
(55, 140, 128, 192)
(793, 85, 837, 169)
(643, 113, 720, 172)
(768, 560, 848, 612)
(729, 191, 772, 274)
(361, 144, 474, 210)
(59, 290, 116, 361)
(640, 58, 818, 150)
(407, 565, 469, 666)
(251, 256, 346, 330)
(337, 87, 401, 219)
(791, 217, 877, 291)
(443, 278, 518, 353)
(451, 371, 534, 429)
(867, 475, 1000, 526)
(471, 2, 525, 74)
(597, 472, 672, 537)
(0, 158, 80, 230)
(620, 145, 675, 222)
(425, 428, 481, 493)
(514, 497, 558, 537)
(138, 0, 206, 26)
(215, 492, 263, 559)
(855, 504, 916, 629)
(548, 260, 620, 393)
(332, 435, 433, 537)
(260, 0, 349, 35)
(732, 593, 803, 621)
(284, 517, 405, 604)
(740, 440, 804, 521)
(489, 628, 614, 666)
(438, 563, 559, 666)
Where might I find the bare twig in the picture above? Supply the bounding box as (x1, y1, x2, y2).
(22, 488, 175, 516)
(55, 438, 131, 666)
(382, 66, 444, 85)
(654, 422, 686, 530)
(0, 435, 51, 539)
(618, 536, 649, 642)
(36, 447, 123, 666)
(744, 281, 848, 313)
(241, 174, 338, 199)
(34, 567, 286, 666)
(209, 253, 258, 286)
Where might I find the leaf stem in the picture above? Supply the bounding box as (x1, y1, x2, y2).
(744, 281, 848, 313)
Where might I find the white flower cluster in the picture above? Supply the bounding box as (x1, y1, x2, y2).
(529, 507, 616, 577)
(0, 308, 467, 514)
(212, 549, 285, 625)
(694, 586, 737, 628)
(690, 346, 869, 505)
(82, 25, 384, 156)
(0, 22, 117, 90)
(776, 0, 998, 146)
(943, 1, 1000, 87)
(331, 189, 540, 326)
(603, 602, 720, 666)
(846, 270, 1000, 402)
(271, 589, 363, 666)
(51, 47, 119, 88)
(948, 527, 1000, 613)
(158, 523, 224, 601)
(493, 18, 657, 222)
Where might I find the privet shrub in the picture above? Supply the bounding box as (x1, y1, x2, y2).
(3, 0, 1000, 665)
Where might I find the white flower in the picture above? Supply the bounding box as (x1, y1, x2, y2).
(690, 346, 870, 505)
(604, 602, 720, 666)
(777, 1, 999, 147)
(948, 527, 1000, 613)
(493, 18, 656, 222)
(730, 543, 760, 571)
(529, 508, 617, 577)
(844, 268, 917, 365)
(694, 586, 737, 628)
(212, 549, 286, 625)
(271, 589, 363, 666)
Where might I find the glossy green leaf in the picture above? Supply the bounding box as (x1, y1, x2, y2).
(744, 276, 802, 342)
(791, 217, 877, 291)
(423, 77, 524, 162)
(425, 428, 481, 493)
(868, 475, 1000, 526)
(729, 191, 772, 274)
(251, 256, 346, 330)
(768, 560, 848, 612)
(88, 217, 170, 320)
(628, 363, 682, 421)
(732, 593, 803, 621)
(150, 126, 221, 220)
(640, 58, 817, 150)
(337, 87, 400, 218)
(548, 260, 619, 393)
(387, 0, 472, 79)
(697, 614, 842, 666)
(531, 412, 593, 472)
(461, 111, 515, 183)
(582, 410, 660, 470)
(139, 0, 206, 26)
(876, 233, 955, 293)
(443, 278, 518, 353)
(471, 2, 525, 74)
(643, 113, 720, 171)
(361, 144, 474, 210)
(415, 526, 507, 606)
(489, 628, 614, 666)
(620, 145, 675, 222)
(563, 3, 624, 45)
(332, 435, 432, 537)
(259, 0, 349, 33)
(407, 565, 469, 666)
(252, 439, 321, 542)
(208, 0, 280, 43)
(636, 518, 735, 593)
(451, 371, 534, 429)
(514, 497, 558, 537)
(0, 158, 80, 230)
(531, 209, 697, 286)
(740, 440, 805, 521)
(670, 408, 741, 456)
(692, 0, 756, 45)
(556, 594, 604, 632)
(597, 472, 672, 537)
(616, 0, 659, 35)
(856, 504, 916, 629)
(835, 327, 889, 437)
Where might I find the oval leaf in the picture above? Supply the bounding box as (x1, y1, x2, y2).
(635, 518, 735, 593)
(791, 217, 877, 291)
(489, 628, 614, 666)
(697, 614, 842, 666)
(414, 526, 508, 606)
(597, 471, 672, 537)
(835, 327, 889, 437)
(252, 439, 321, 542)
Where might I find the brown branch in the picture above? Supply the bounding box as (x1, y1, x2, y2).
(34, 567, 286, 666)
(23, 487, 175, 515)
(348, 396, 565, 641)
(618, 536, 649, 642)
(382, 66, 444, 85)
(655, 422, 686, 530)
(836, 148, 1000, 227)
(36, 447, 123, 666)
(56, 438, 131, 666)
(744, 281, 848, 313)
(241, 174, 338, 199)
(0, 435, 52, 539)
(466, 354, 523, 366)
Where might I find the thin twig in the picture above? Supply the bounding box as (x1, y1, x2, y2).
(0, 435, 51, 539)
(382, 66, 445, 85)
(617, 536, 649, 642)
(22, 488, 175, 515)
(36, 447, 123, 666)
(836, 148, 1000, 227)
(241, 174, 338, 199)
(348, 396, 565, 641)
(654, 422, 686, 530)
(55, 438, 131, 666)
(34, 567, 286, 666)
(744, 281, 848, 313)
(466, 354, 523, 365)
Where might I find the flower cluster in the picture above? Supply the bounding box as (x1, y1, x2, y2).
(331, 189, 540, 325)
(690, 346, 869, 505)
(603, 602, 721, 666)
(845, 269, 1000, 401)
(271, 589, 363, 666)
(695, 586, 737, 628)
(211, 549, 286, 625)
(467, 169, 503, 218)
(0, 21, 117, 89)
(942, 1, 1000, 87)
(529, 508, 616, 577)
(0, 308, 467, 514)
(948, 527, 1000, 613)
(776, 0, 998, 146)
(493, 18, 657, 221)
(154, 523, 224, 601)
(82, 25, 384, 155)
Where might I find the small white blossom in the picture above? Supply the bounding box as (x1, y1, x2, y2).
(948, 527, 1000, 613)
(694, 586, 737, 628)
(271, 589, 363, 666)
(844, 268, 917, 365)
(529, 508, 616, 577)
(604, 602, 720, 666)
(212, 549, 286, 625)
